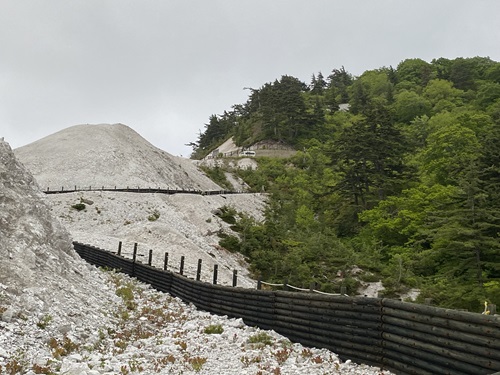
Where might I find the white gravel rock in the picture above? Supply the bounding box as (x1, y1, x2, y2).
(0, 135, 394, 375)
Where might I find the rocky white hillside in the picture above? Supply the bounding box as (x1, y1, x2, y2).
(45, 190, 265, 287)
(1, 139, 392, 374)
(14, 124, 268, 286)
(14, 124, 221, 191)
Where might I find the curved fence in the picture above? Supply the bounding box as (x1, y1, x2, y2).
(73, 242, 500, 375)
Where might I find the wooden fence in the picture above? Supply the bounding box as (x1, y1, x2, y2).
(72, 242, 500, 375)
(44, 186, 243, 195)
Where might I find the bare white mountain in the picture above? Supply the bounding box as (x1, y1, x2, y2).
(14, 123, 221, 191)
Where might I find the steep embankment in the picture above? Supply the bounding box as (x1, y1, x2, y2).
(0, 139, 123, 368)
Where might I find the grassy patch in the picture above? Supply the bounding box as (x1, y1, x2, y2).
(203, 324, 224, 334)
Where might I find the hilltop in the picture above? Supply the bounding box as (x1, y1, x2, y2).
(15, 123, 221, 191)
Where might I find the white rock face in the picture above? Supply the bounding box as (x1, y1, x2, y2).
(14, 123, 221, 191)
(0, 140, 79, 291)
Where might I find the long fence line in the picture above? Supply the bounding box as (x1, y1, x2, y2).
(72, 242, 500, 375)
(43, 186, 243, 195)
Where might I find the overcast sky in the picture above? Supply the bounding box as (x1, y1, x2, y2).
(1, 1, 500, 157)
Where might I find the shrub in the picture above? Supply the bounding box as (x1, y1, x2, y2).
(218, 233, 241, 253)
(36, 314, 52, 329)
(116, 284, 136, 310)
(203, 324, 224, 334)
(248, 332, 273, 347)
(148, 210, 160, 221)
(71, 203, 86, 211)
(187, 356, 207, 372)
(215, 205, 238, 224)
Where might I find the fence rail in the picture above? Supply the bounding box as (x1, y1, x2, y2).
(44, 186, 244, 195)
(72, 242, 500, 375)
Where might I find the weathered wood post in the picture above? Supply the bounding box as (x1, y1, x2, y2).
(232, 270, 238, 287)
(164, 252, 169, 271)
(117, 241, 122, 256)
(257, 277, 262, 290)
(196, 259, 202, 281)
(213, 264, 218, 285)
(340, 285, 346, 295)
(133, 243, 138, 262)
(283, 278, 289, 291)
(180, 256, 185, 275)
(132, 243, 138, 277)
(148, 249, 153, 266)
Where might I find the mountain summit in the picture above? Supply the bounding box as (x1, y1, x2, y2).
(14, 123, 221, 191)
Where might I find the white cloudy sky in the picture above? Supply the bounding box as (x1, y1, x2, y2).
(1, 0, 500, 157)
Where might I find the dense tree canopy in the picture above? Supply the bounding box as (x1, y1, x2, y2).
(190, 56, 500, 311)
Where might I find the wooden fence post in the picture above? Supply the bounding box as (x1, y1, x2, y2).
(232, 270, 238, 287)
(196, 259, 202, 281)
(180, 256, 185, 275)
(257, 277, 262, 290)
(164, 252, 169, 271)
(117, 241, 122, 256)
(148, 249, 153, 266)
(132, 243, 137, 263)
(213, 264, 218, 285)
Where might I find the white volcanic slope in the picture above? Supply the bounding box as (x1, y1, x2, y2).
(13, 123, 265, 287)
(14, 123, 221, 191)
(0, 139, 393, 374)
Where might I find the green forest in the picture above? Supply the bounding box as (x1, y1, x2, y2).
(190, 57, 500, 312)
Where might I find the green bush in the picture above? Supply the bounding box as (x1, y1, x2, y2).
(203, 324, 224, 334)
(148, 210, 160, 221)
(200, 165, 233, 190)
(248, 332, 273, 346)
(218, 234, 241, 253)
(71, 203, 86, 211)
